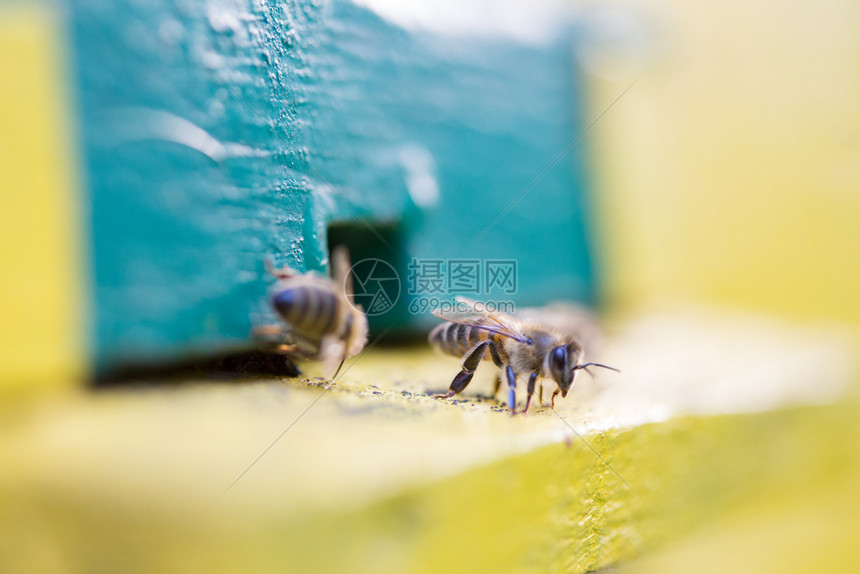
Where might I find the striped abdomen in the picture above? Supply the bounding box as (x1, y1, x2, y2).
(429, 322, 500, 359)
(272, 284, 340, 342)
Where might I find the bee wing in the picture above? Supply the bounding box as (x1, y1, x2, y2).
(330, 246, 355, 302)
(451, 296, 521, 322)
(432, 302, 532, 345)
(515, 301, 603, 351)
(451, 295, 483, 312)
(451, 295, 525, 334)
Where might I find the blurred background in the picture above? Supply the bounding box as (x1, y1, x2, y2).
(1, 0, 859, 572)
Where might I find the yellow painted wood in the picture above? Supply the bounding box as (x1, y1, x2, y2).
(588, 0, 860, 323)
(0, 5, 85, 394)
(1, 379, 857, 573)
(620, 470, 860, 574)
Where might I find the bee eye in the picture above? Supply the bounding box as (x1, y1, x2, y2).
(550, 346, 567, 374)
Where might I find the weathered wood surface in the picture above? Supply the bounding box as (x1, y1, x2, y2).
(1, 311, 856, 572)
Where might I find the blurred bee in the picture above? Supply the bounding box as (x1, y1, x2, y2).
(429, 297, 618, 414)
(255, 246, 368, 378)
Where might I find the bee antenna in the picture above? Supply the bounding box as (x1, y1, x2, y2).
(265, 258, 293, 280)
(574, 362, 620, 373)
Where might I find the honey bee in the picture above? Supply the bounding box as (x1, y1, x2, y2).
(256, 246, 368, 378)
(429, 297, 618, 414)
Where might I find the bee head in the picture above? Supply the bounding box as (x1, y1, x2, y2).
(548, 344, 579, 397)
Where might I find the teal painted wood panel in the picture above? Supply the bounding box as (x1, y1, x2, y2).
(70, 0, 596, 372)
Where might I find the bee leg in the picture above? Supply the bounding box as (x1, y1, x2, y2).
(435, 341, 489, 399)
(252, 324, 287, 337)
(274, 343, 300, 354)
(489, 344, 504, 397)
(253, 325, 299, 355)
(504, 365, 517, 415)
(252, 324, 291, 346)
(523, 372, 538, 413)
(550, 388, 561, 409)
